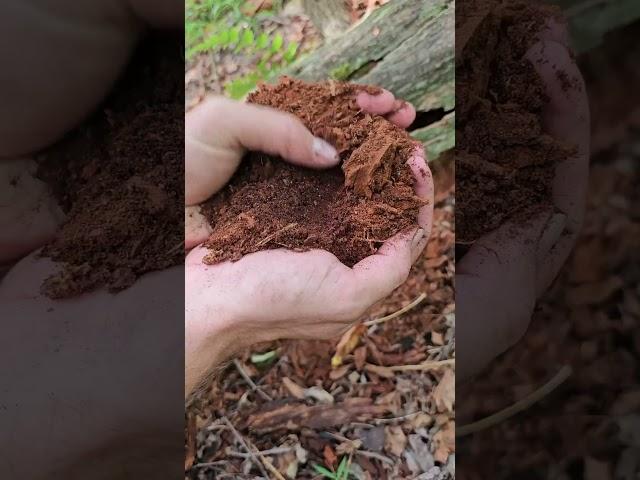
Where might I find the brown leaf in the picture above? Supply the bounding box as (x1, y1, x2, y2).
(354, 345, 367, 371)
(384, 426, 407, 457)
(323, 444, 338, 468)
(282, 377, 306, 399)
(329, 364, 351, 381)
(432, 421, 455, 463)
(433, 368, 455, 413)
(365, 363, 395, 379)
(332, 324, 367, 367)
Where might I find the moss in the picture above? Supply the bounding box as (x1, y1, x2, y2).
(329, 63, 357, 81)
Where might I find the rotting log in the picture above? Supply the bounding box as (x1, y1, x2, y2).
(286, 0, 455, 161)
(301, 0, 352, 39)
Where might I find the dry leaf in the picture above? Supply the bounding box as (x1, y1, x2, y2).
(304, 386, 334, 404)
(365, 363, 395, 379)
(354, 346, 367, 371)
(329, 364, 351, 381)
(323, 444, 338, 468)
(384, 426, 407, 457)
(433, 368, 455, 413)
(432, 421, 455, 463)
(332, 324, 367, 367)
(282, 377, 305, 399)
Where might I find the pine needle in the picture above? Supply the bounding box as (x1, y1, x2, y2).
(457, 365, 572, 438)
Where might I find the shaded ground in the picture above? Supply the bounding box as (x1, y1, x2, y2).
(457, 129, 640, 480)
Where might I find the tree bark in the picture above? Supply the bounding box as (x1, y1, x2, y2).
(287, 0, 454, 161)
(301, 0, 351, 39)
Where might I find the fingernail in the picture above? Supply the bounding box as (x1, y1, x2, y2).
(538, 213, 567, 258)
(312, 137, 339, 166)
(411, 228, 425, 251)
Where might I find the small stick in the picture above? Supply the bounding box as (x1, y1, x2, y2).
(228, 446, 295, 459)
(221, 416, 271, 479)
(255, 223, 298, 248)
(233, 359, 273, 401)
(356, 450, 395, 465)
(364, 293, 427, 327)
(254, 450, 287, 480)
(389, 358, 455, 372)
(456, 365, 572, 438)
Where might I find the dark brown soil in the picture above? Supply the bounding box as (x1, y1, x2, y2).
(456, 0, 573, 245)
(36, 34, 183, 298)
(202, 77, 424, 267)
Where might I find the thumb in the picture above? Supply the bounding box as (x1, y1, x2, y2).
(456, 209, 552, 382)
(186, 97, 339, 205)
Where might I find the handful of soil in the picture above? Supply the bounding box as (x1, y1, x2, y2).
(201, 77, 424, 267)
(37, 35, 183, 299)
(456, 0, 574, 245)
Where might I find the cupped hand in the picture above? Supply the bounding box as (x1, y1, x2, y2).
(457, 21, 590, 381)
(184, 90, 432, 393)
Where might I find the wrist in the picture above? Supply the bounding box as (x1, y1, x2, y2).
(185, 300, 241, 397)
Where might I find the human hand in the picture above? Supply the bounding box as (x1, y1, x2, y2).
(457, 21, 590, 381)
(184, 90, 433, 394)
(0, 0, 181, 265)
(0, 253, 184, 479)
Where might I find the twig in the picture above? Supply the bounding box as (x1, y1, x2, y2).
(233, 359, 273, 401)
(228, 446, 295, 459)
(254, 450, 287, 480)
(389, 358, 455, 372)
(456, 365, 572, 438)
(191, 460, 228, 468)
(221, 416, 271, 479)
(255, 223, 298, 248)
(356, 450, 395, 465)
(372, 411, 422, 425)
(364, 293, 427, 327)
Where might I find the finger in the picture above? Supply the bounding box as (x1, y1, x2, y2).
(186, 97, 339, 205)
(536, 16, 571, 48)
(386, 101, 416, 129)
(457, 210, 551, 382)
(185, 206, 212, 251)
(355, 89, 396, 114)
(0, 158, 65, 263)
(347, 229, 417, 305)
(406, 147, 434, 236)
(526, 40, 590, 294)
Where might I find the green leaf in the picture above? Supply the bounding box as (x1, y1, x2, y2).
(218, 29, 230, 46)
(256, 32, 269, 49)
(313, 464, 337, 479)
(271, 33, 284, 52)
(336, 457, 349, 480)
(240, 28, 254, 47)
(250, 350, 277, 364)
(283, 41, 298, 63)
(229, 26, 240, 44)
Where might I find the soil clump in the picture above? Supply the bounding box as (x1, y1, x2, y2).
(456, 0, 574, 245)
(37, 34, 184, 298)
(202, 77, 424, 267)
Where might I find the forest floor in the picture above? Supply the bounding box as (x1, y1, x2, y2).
(184, 1, 455, 479)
